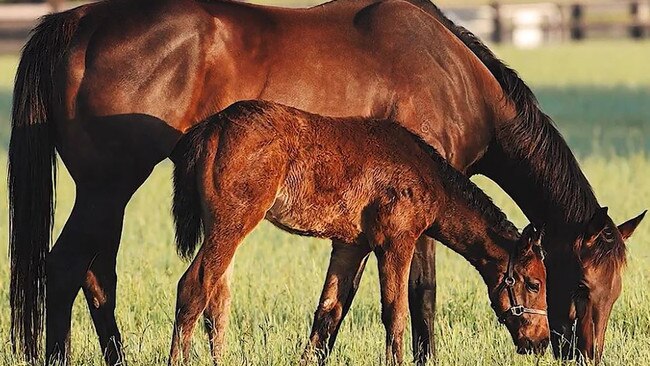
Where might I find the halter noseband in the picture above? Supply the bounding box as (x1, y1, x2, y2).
(495, 249, 547, 324)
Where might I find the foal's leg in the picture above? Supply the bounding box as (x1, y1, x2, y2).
(169, 220, 261, 364)
(409, 236, 437, 365)
(203, 262, 234, 364)
(169, 148, 283, 364)
(376, 237, 416, 365)
(305, 221, 436, 366)
(302, 240, 371, 364)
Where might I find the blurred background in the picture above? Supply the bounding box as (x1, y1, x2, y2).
(0, 1, 649, 365)
(1, 0, 650, 51)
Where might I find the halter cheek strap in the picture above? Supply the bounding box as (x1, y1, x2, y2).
(495, 250, 547, 324)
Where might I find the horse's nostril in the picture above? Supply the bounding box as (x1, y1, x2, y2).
(534, 338, 550, 354)
(517, 339, 534, 354)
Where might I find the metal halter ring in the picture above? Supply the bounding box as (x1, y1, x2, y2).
(496, 249, 547, 324)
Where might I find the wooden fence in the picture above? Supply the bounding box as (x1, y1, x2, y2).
(477, 1, 650, 45)
(1, 0, 649, 53)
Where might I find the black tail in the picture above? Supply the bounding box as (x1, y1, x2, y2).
(172, 120, 221, 260)
(9, 11, 78, 361)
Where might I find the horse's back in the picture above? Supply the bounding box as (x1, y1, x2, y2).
(250, 0, 508, 168)
(52, 0, 510, 179)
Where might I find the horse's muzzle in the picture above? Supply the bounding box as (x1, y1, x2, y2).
(517, 337, 549, 355)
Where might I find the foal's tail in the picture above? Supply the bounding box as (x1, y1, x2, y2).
(172, 120, 221, 260)
(9, 11, 78, 361)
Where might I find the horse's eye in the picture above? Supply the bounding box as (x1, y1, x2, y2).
(573, 283, 590, 300)
(525, 280, 540, 293)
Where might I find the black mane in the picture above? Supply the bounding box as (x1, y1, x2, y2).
(405, 129, 520, 241)
(426, 3, 599, 226)
(427, 4, 628, 264)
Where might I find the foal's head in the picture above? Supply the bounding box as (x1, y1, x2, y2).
(490, 224, 549, 354)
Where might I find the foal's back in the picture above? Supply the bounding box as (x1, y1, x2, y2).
(196, 100, 438, 244)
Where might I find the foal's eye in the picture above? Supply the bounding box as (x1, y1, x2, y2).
(525, 280, 540, 293)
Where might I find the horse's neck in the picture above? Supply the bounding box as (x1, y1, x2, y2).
(479, 112, 600, 239)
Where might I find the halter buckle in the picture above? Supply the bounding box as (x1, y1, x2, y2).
(510, 305, 525, 317)
(504, 276, 515, 287)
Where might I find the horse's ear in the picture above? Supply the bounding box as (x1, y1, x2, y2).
(583, 207, 609, 247)
(520, 224, 541, 254)
(618, 210, 647, 241)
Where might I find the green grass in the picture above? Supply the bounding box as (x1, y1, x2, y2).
(492, 41, 650, 155)
(0, 41, 649, 365)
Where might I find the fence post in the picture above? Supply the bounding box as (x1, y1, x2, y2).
(630, 1, 644, 38)
(570, 3, 584, 40)
(491, 2, 503, 43)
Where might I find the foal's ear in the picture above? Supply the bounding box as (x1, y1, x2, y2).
(617, 210, 647, 241)
(583, 207, 610, 246)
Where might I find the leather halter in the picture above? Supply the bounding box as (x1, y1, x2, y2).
(495, 249, 547, 324)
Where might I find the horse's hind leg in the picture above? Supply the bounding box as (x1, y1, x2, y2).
(376, 235, 417, 365)
(47, 112, 177, 365)
(46, 188, 133, 365)
(82, 249, 123, 365)
(203, 263, 234, 364)
(409, 236, 437, 365)
(301, 240, 371, 365)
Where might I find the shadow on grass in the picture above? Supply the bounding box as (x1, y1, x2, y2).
(535, 86, 650, 156)
(0, 86, 648, 156)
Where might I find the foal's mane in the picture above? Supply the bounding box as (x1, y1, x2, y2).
(428, 4, 626, 266)
(401, 128, 520, 242)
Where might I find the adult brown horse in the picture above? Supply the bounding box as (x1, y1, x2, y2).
(8, 0, 645, 364)
(170, 100, 549, 364)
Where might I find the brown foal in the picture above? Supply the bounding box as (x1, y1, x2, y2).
(170, 100, 550, 364)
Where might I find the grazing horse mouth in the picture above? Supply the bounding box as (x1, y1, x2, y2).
(550, 322, 582, 360)
(517, 338, 550, 355)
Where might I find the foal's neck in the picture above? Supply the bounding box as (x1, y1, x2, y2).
(427, 192, 516, 285)
(421, 152, 519, 284)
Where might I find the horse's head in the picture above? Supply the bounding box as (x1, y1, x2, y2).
(490, 224, 549, 354)
(546, 207, 645, 363)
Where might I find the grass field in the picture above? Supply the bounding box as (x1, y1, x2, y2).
(0, 40, 649, 365)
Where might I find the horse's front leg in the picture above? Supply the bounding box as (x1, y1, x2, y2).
(301, 240, 371, 365)
(409, 235, 436, 365)
(376, 236, 416, 365)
